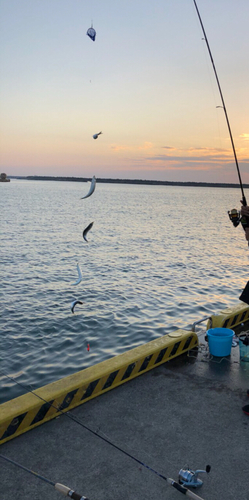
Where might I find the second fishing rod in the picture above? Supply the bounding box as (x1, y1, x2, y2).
(192, 0, 249, 239)
(0, 371, 207, 500)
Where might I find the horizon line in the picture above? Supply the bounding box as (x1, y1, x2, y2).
(7, 175, 248, 189)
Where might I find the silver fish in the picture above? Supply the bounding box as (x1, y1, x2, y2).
(72, 263, 82, 285)
(83, 221, 94, 242)
(71, 300, 84, 314)
(93, 131, 102, 139)
(80, 176, 96, 200)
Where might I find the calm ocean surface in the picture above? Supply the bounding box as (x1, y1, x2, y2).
(1, 179, 249, 403)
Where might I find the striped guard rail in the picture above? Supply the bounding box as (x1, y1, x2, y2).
(207, 302, 249, 330)
(0, 329, 197, 445)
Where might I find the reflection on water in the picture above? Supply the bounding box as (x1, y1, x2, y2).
(0, 180, 248, 402)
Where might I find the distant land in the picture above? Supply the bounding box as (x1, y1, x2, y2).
(8, 175, 249, 188)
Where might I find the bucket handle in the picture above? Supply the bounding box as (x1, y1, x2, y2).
(191, 316, 212, 333)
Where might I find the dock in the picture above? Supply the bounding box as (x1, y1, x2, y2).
(0, 307, 249, 500)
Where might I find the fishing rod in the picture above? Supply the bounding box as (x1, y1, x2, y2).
(0, 453, 206, 500)
(0, 453, 87, 500)
(192, 0, 249, 236)
(0, 371, 206, 499)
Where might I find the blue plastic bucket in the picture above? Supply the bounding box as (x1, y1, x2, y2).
(206, 328, 234, 357)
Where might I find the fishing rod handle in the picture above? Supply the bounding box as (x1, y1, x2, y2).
(167, 478, 205, 499)
(240, 217, 249, 247)
(55, 483, 88, 500)
(185, 489, 205, 500)
(238, 200, 249, 246)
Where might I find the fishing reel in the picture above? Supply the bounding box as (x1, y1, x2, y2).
(228, 208, 249, 230)
(178, 465, 211, 488)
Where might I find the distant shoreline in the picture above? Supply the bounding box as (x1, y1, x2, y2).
(8, 175, 249, 189)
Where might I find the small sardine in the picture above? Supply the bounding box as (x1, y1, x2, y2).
(71, 300, 84, 314)
(83, 221, 94, 242)
(93, 131, 102, 140)
(73, 263, 82, 285)
(80, 176, 96, 200)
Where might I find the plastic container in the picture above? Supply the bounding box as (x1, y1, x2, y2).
(239, 334, 249, 362)
(206, 327, 234, 357)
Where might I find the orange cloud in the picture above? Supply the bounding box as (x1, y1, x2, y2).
(111, 142, 154, 152)
(162, 146, 232, 156)
(159, 145, 249, 162)
(240, 133, 249, 141)
(110, 144, 132, 151)
(138, 142, 153, 150)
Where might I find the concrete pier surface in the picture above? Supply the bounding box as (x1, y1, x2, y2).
(0, 337, 249, 500)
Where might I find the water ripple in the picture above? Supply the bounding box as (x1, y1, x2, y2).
(0, 181, 248, 402)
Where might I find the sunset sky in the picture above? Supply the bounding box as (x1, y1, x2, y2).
(0, 0, 248, 182)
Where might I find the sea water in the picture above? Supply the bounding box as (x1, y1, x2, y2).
(1, 179, 248, 403)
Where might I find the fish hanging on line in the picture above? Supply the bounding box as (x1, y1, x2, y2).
(80, 175, 96, 199)
(83, 221, 94, 242)
(72, 263, 82, 285)
(86, 24, 96, 41)
(71, 300, 84, 314)
(93, 131, 102, 140)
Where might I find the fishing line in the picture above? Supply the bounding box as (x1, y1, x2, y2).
(198, 31, 224, 154)
(0, 370, 205, 499)
(192, 0, 246, 205)
(193, 9, 219, 112)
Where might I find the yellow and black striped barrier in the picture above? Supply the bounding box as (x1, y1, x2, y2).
(0, 329, 198, 445)
(207, 302, 249, 330)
